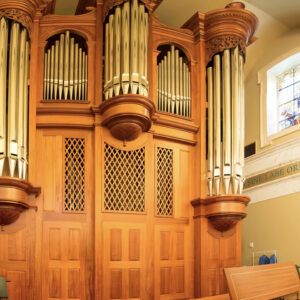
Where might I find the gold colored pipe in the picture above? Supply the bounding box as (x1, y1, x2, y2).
(231, 46, 240, 194)
(130, 0, 139, 94)
(160, 59, 164, 111)
(69, 37, 74, 100)
(121, 1, 130, 95)
(144, 11, 149, 95)
(8, 22, 20, 177)
(183, 63, 187, 117)
(175, 49, 179, 115)
(179, 57, 183, 116)
(23, 41, 29, 180)
(187, 69, 191, 117)
(138, 4, 145, 95)
(157, 62, 161, 110)
(82, 51, 85, 100)
(78, 47, 82, 100)
(163, 56, 167, 111)
(104, 23, 109, 99)
(44, 51, 48, 100)
(54, 40, 59, 99)
(0, 17, 8, 175)
(64, 31, 70, 99)
(17, 28, 26, 178)
(213, 54, 221, 195)
(47, 49, 51, 99)
(58, 33, 64, 100)
(171, 45, 175, 113)
(167, 51, 171, 113)
(207, 66, 213, 196)
(239, 52, 245, 194)
(113, 6, 121, 97)
(108, 14, 114, 98)
(74, 43, 79, 100)
(85, 54, 88, 99)
(50, 45, 54, 99)
(222, 49, 231, 194)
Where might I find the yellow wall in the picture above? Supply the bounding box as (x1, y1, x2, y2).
(242, 191, 300, 266)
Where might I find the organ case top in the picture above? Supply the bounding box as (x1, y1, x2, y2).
(0, 0, 258, 299)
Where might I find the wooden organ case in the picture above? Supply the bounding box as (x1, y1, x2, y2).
(0, 0, 258, 299)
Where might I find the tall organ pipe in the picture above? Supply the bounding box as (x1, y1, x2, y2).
(0, 17, 8, 176)
(0, 18, 30, 179)
(43, 31, 88, 101)
(207, 46, 245, 196)
(104, 0, 149, 99)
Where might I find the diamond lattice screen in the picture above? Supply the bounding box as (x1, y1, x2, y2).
(104, 143, 145, 212)
(64, 138, 85, 212)
(157, 147, 174, 216)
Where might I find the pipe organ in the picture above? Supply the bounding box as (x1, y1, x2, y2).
(43, 31, 88, 100)
(157, 45, 191, 117)
(0, 17, 30, 179)
(0, 1, 258, 299)
(103, 0, 149, 99)
(207, 47, 245, 196)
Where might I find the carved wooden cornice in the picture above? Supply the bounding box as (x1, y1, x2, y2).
(204, 2, 258, 64)
(103, 0, 163, 18)
(0, 0, 54, 32)
(183, 2, 258, 65)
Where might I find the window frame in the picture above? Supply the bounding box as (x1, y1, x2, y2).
(258, 47, 300, 147)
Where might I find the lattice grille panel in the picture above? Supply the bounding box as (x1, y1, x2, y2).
(104, 143, 145, 212)
(157, 147, 174, 216)
(64, 138, 85, 212)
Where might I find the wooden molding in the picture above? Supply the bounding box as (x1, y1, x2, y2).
(0, 177, 40, 226)
(183, 2, 258, 64)
(204, 2, 258, 64)
(192, 195, 250, 231)
(0, 0, 54, 33)
(99, 95, 155, 141)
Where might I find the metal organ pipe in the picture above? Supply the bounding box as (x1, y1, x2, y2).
(207, 46, 245, 196)
(0, 17, 29, 179)
(43, 31, 88, 101)
(156, 45, 191, 117)
(103, 0, 149, 99)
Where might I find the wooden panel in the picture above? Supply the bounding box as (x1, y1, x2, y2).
(48, 268, 62, 298)
(8, 229, 26, 261)
(207, 269, 219, 296)
(68, 268, 81, 299)
(49, 228, 62, 260)
(43, 135, 63, 212)
(111, 269, 122, 299)
(128, 268, 140, 298)
(160, 231, 171, 260)
(207, 232, 220, 269)
(43, 221, 86, 300)
(175, 266, 184, 293)
(176, 232, 184, 260)
(68, 228, 81, 261)
(155, 224, 192, 299)
(110, 228, 122, 261)
(103, 222, 146, 300)
(178, 149, 190, 217)
(129, 229, 140, 261)
(160, 267, 171, 295)
(6, 271, 26, 300)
